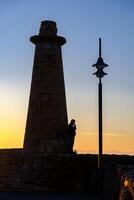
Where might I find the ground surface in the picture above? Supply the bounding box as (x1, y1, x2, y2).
(0, 192, 98, 200)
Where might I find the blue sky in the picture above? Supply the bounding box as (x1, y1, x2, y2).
(0, 0, 134, 153)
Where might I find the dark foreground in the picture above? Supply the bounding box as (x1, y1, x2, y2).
(0, 192, 97, 200)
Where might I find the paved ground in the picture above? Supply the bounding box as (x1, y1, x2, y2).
(0, 192, 98, 200)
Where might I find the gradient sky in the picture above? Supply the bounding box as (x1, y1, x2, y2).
(0, 0, 134, 154)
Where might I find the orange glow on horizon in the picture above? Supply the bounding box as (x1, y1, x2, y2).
(0, 128, 134, 155)
(0, 84, 26, 148)
(74, 132, 134, 155)
(0, 84, 134, 155)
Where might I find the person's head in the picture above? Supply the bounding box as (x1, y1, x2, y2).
(70, 119, 75, 125)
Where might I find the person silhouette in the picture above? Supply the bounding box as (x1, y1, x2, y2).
(65, 119, 76, 153)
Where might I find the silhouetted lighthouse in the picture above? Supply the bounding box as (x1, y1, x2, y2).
(23, 21, 68, 153)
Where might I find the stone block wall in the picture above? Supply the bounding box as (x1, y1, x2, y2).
(0, 149, 134, 200)
(0, 150, 98, 192)
(0, 149, 23, 190)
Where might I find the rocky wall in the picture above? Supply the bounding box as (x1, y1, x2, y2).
(0, 149, 134, 200)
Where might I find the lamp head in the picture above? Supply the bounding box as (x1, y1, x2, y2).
(92, 57, 108, 69)
(93, 69, 107, 78)
(92, 38, 108, 79)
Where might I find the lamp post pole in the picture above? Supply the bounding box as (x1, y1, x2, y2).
(98, 77, 103, 200)
(92, 38, 108, 200)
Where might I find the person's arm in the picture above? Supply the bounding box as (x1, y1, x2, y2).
(74, 124, 76, 130)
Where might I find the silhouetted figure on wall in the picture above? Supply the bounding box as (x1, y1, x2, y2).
(65, 119, 76, 153)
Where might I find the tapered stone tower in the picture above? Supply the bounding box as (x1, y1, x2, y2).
(23, 21, 68, 153)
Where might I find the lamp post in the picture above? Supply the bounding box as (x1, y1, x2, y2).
(92, 38, 108, 200)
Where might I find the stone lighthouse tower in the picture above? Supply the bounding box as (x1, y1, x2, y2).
(23, 21, 68, 153)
